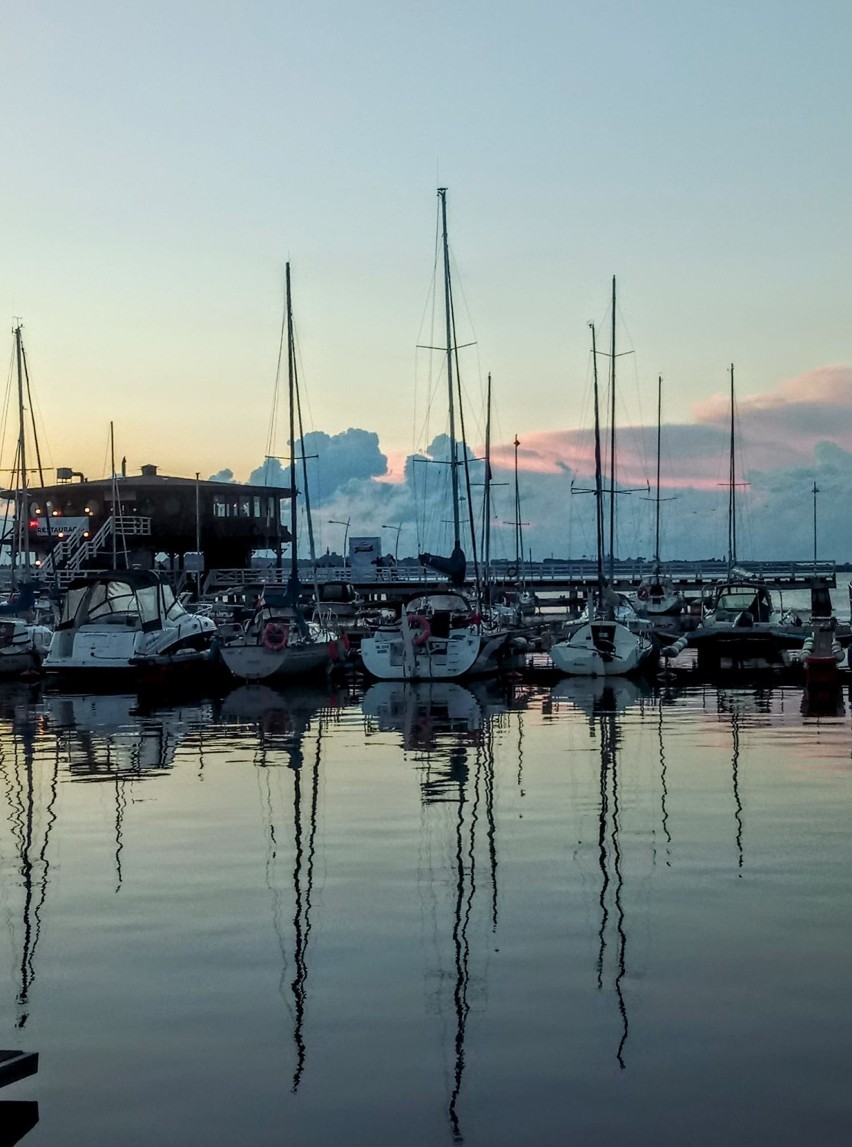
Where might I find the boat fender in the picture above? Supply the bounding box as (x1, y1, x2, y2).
(341, 630, 350, 653)
(263, 621, 289, 651)
(407, 615, 431, 647)
(328, 639, 339, 662)
(661, 636, 689, 658)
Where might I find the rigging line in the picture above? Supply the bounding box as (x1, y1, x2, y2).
(1, 341, 15, 483)
(20, 340, 45, 487)
(264, 271, 288, 486)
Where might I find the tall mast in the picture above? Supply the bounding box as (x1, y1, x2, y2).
(654, 375, 662, 567)
(608, 275, 616, 581)
(286, 262, 299, 588)
(14, 322, 30, 578)
(728, 363, 736, 571)
(590, 323, 605, 598)
(438, 187, 461, 551)
(513, 435, 521, 572)
(110, 421, 118, 567)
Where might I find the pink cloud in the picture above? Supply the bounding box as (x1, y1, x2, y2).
(374, 449, 408, 484)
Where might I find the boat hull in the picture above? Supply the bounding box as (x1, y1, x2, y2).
(220, 639, 336, 682)
(550, 621, 654, 678)
(360, 627, 482, 681)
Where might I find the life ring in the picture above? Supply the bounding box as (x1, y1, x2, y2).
(506, 565, 518, 580)
(263, 621, 289, 651)
(637, 586, 649, 601)
(407, 614, 431, 647)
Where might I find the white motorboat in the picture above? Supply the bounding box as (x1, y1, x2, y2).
(43, 570, 217, 683)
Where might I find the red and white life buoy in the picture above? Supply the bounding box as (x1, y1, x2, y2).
(407, 614, 431, 647)
(263, 621, 289, 651)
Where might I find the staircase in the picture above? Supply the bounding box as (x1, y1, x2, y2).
(38, 515, 152, 583)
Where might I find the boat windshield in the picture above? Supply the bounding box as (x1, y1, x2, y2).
(714, 584, 773, 620)
(162, 583, 190, 621)
(59, 579, 167, 630)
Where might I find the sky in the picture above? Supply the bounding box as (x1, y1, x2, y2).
(2, 1, 851, 561)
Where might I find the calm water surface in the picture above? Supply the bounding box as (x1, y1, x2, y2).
(1, 675, 851, 1146)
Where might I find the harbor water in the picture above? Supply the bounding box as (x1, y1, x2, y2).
(1, 676, 850, 1145)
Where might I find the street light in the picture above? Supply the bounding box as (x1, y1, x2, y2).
(382, 523, 402, 561)
(328, 517, 351, 571)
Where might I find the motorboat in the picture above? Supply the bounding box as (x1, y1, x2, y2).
(688, 578, 807, 672)
(43, 569, 217, 683)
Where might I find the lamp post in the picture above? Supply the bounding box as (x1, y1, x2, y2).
(813, 481, 819, 569)
(382, 523, 402, 561)
(328, 517, 351, 572)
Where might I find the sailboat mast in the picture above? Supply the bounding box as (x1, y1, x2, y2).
(513, 435, 521, 572)
(286, 262, 299, 586)
(608, 275, 616, 581)
(14, 323, 30, 577)
(728, 363, 736, 571)
(655, 375, 662, 566)
(438, 187, 461, 551)
(590, 323, 605, 595)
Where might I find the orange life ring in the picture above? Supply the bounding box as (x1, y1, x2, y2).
(263, 621, 289, 651)
(407, 614, 431, 647)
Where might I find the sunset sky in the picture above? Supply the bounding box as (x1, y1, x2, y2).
(2, 1, 851, 559)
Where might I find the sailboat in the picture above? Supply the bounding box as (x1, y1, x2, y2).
(220, 265, 343, 683)
(0, 323, 54, 675)
(360, 189, 516, 682)
(550, 319, 655, 677)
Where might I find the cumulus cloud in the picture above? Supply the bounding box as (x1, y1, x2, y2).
(208, 468, 235, 483)
(247, 428, 388, 500)
(221, 367, 852, 562)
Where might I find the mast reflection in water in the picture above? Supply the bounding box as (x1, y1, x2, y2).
(0, 679, 851, 1145)
(363, 681, 507, 1140)
(215, 684, 332, 1092)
